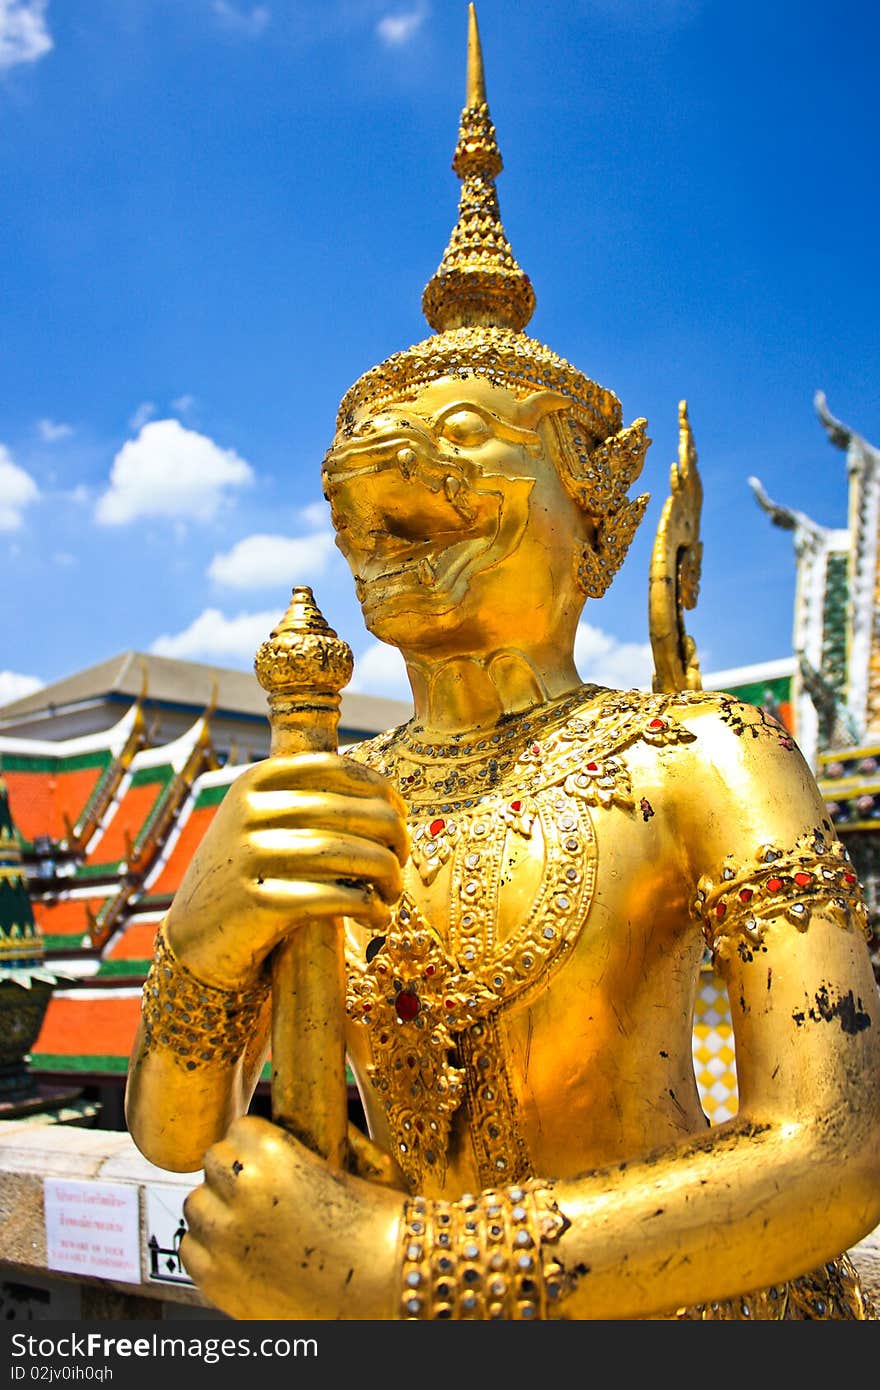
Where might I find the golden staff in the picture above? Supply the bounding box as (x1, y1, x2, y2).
(254, 586, 353, 1168)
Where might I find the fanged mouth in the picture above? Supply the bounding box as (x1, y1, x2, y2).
(353, 528, 493, 615)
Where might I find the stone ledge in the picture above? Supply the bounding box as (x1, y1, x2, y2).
(0, 1121, 210, 1312)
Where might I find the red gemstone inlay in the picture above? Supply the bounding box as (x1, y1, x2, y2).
(716, 902, 727, 919)
(739, 888, 753, 903)
(586, 761, 599, 772)
(532, 744, 541, 755)
(362, 1003, 372, 1012)
(444, 999, 455, 1010)
(429, 818, 445, 836)
(844, 872, 857, 884)
(510, 800, 522, 812)
(794, 872, 812, 887)
(425, 964, 436, 977)
(648, 718, 664, 730)
(395, 990, 419, 1022)
(767, 877, 783, 892)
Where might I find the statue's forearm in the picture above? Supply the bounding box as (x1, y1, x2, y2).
(547, 943, 880, 1317)
(551, 1117, 877, 1318)
(125, 1021, 261, 1172)
(124, 924, 271, 1172)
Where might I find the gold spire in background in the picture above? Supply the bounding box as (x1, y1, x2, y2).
(421, 4, 535, 333)
(649, 401, 704, 694)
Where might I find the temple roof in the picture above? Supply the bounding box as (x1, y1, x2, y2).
(0, 704, 144, 853)
(0, 650, 410, 744)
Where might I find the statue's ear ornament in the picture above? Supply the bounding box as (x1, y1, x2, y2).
(549, 414, 651, 598)
(551, 415, 650, 516)
(575, 492, 650, 599)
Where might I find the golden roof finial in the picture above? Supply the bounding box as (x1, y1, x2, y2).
(421, 4, 535, 334)
(466, 1, 486, 106)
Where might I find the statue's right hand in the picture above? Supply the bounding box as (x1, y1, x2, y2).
(163, 753, 408, 991)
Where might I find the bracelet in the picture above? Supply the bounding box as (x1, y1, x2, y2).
(399, 1180, 571, 1319)
(141, 922, 269, 1069)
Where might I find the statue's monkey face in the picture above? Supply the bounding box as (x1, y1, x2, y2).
(322, 377, 586, 653)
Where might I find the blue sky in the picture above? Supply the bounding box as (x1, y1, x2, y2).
(1, 0, 877, 709)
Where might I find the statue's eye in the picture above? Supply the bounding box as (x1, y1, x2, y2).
(439, 410, 492, 447)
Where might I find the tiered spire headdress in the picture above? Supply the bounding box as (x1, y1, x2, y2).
(336, 5, 649, 597)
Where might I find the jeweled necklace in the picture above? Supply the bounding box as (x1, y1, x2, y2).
(345, 777, 597, 1190)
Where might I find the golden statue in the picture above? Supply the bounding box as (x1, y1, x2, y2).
(125, 7, 880, 1320)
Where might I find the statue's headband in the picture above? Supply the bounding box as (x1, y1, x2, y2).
(336, 326, 622, 444)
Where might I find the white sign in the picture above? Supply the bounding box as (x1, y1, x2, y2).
(44, 1179, 141, 1284)
(144, 1181, 197, 1286)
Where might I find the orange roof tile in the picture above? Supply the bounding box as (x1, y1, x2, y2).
(105, 918, 160, 961)
(33, 991, 142, 1059)
(4, 764, 106, 845)
(85, 776, 169, 868)
(32, 896, 109, 938)
(147, 803, 220, 896)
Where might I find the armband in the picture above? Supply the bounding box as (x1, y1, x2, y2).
(692, 829, 868, 961)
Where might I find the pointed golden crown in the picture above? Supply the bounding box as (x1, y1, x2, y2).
(421, 5, 534, 333)
(336, 5, 622, 448)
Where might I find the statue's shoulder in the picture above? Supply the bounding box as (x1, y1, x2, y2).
(561, 687, 821, 861)
(569, 684, 796, 739)
(551, 683, 800, 774)
(553, 682, 785, 733)
(658, 686, 799, 751)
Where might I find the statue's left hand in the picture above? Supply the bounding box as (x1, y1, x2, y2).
(180, 1116, 404, 1321)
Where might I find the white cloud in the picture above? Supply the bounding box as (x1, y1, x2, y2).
(213, 1, 270, 37)
(0, 444, 39, 530)
(208, 531, 336, 589)
(350, 641, 411, 702)
(0, 669, 43, 706)
(0, 0, 51, 72)
(128, 401, 156, 432)
(151, 607, 283, 664)
(299, 499, 331, 529)
(37, 418, 73, 442)
(376, 3, 427, 46)
(574, 621, 653, 691)
(96, 419, 254, 526)
(172, 393, 196, 417)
